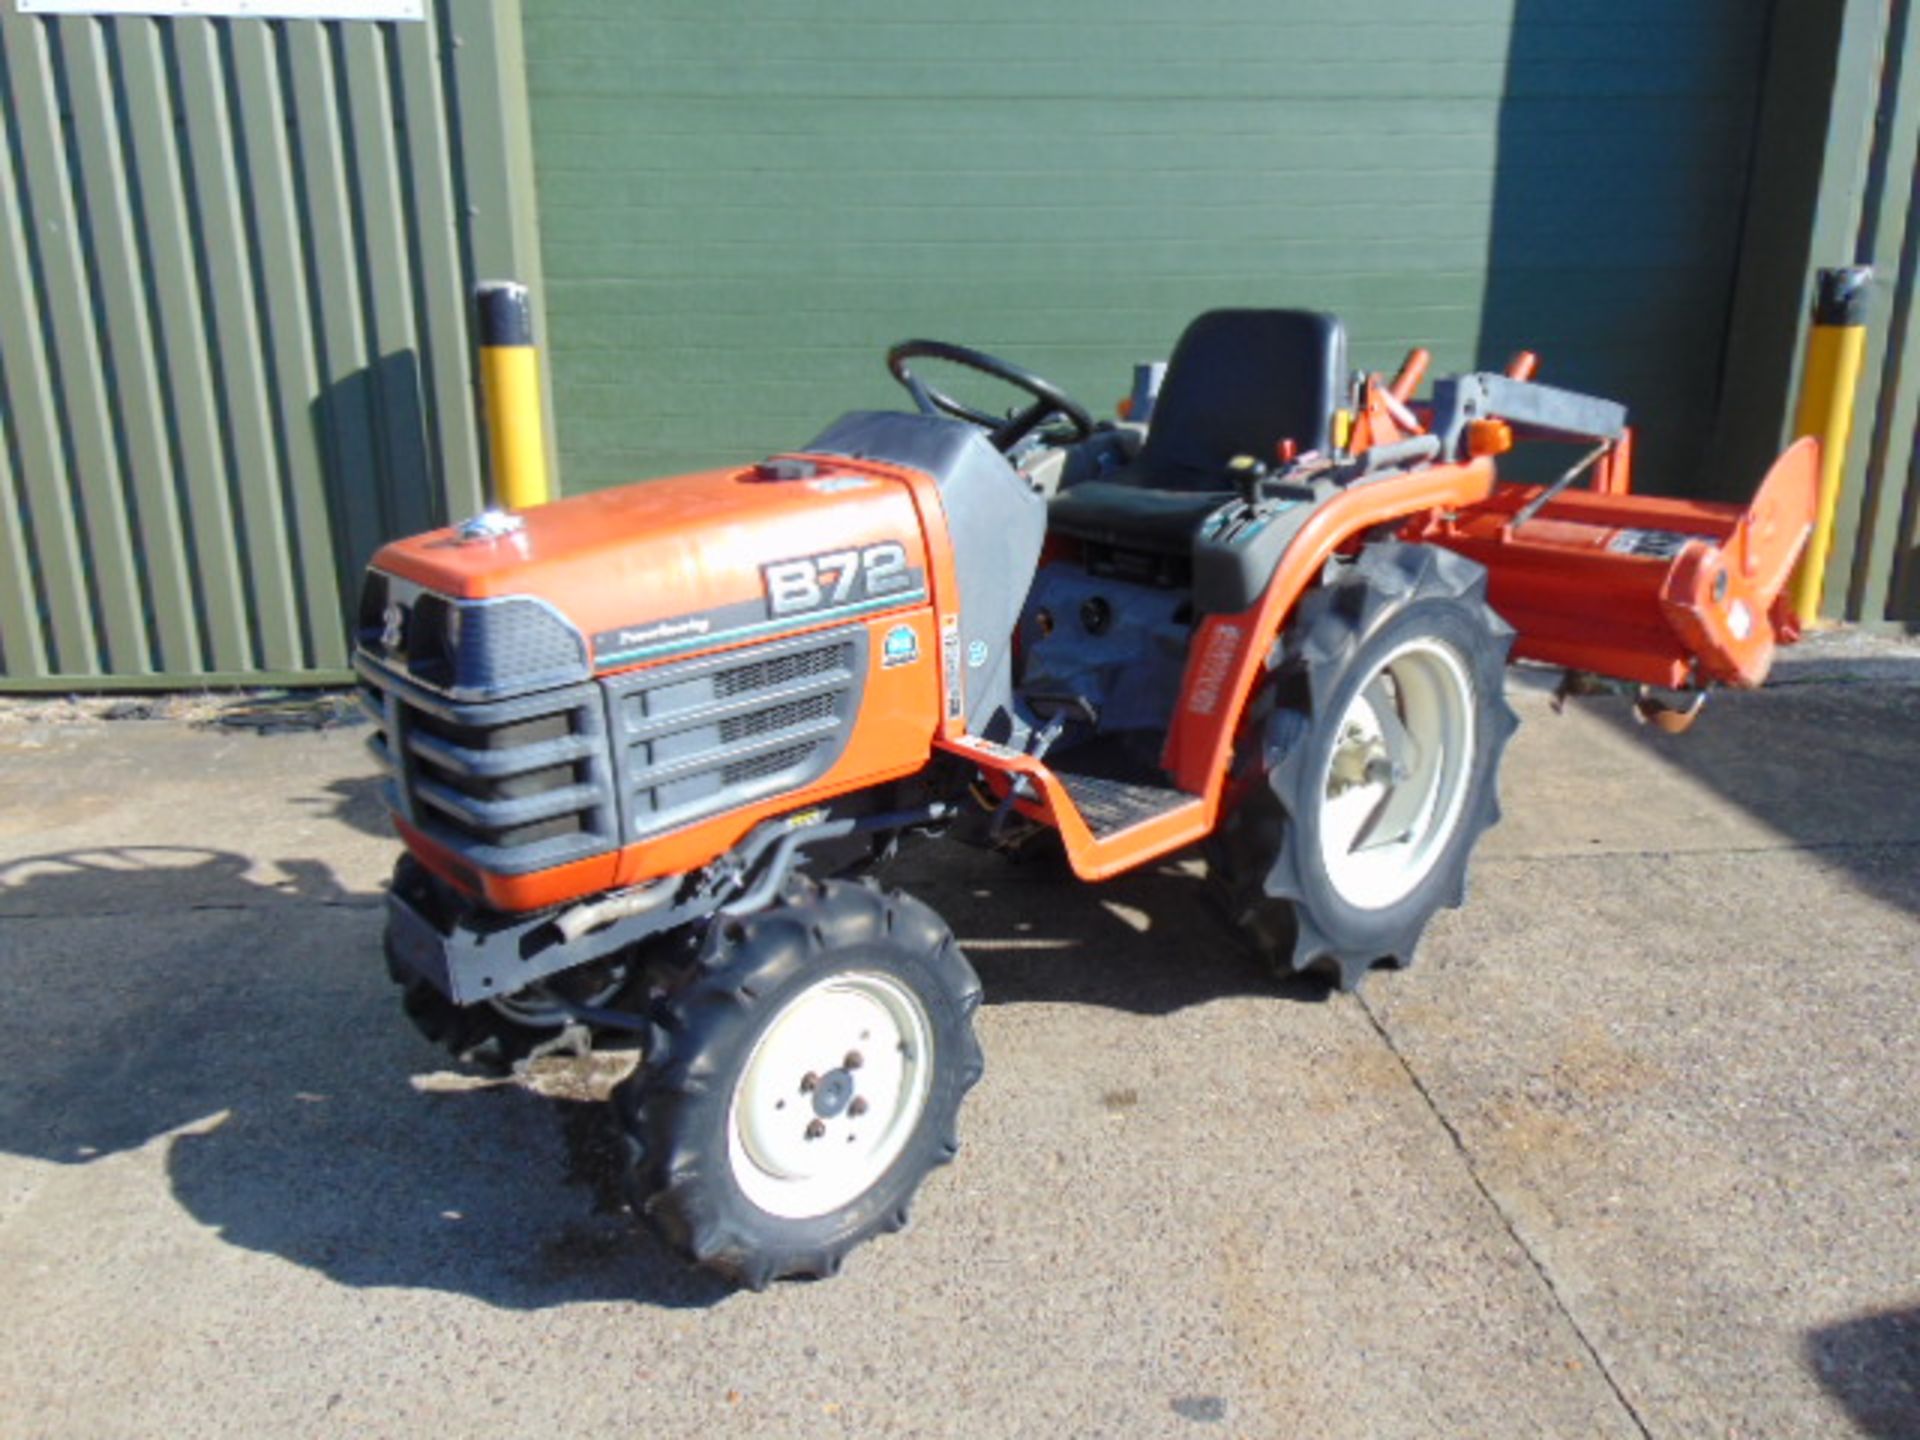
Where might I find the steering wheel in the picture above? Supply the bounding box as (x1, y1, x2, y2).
(887, 339, 1096, 453)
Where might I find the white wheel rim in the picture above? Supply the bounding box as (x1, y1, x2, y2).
(727, 971, 935, 1220)
(1316, 637, 1476, 911)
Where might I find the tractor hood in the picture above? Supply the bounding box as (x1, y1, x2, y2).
(368, 460, 933, 675)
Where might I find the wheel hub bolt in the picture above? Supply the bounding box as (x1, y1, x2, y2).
(848, 1096, 869, 1118)
(800, 1072, 820, 1093)
(805, 1119, 826, 1140)
(844, 1050, 864, 1070)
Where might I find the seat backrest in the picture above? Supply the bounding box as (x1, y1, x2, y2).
(1138, 309, 1347, 484)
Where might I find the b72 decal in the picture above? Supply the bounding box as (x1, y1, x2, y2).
(763, 542, 918, 618)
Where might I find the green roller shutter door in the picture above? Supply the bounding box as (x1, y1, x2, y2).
(526, 0, 1769, 497)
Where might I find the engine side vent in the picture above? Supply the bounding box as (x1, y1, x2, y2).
(722, 743, 817, 787)
(713, 644, 847, 699)
(718, 692, 838, 744)
(604, 628, 867, 841)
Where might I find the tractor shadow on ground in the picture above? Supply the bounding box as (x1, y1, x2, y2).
(882, 841, 1333, 1013)
(299, 772, 395, 840)
(0, 830, 1328, 1313)
(1583, 678, 1920, 921)
(0, 844, 728, 1312)
(1805, 1304, 1920, 1439)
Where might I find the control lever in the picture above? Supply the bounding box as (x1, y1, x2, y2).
(987, 690, 1099, 842)
(1022, 690, 1099, 759)
(1226, 454, 1270, 508)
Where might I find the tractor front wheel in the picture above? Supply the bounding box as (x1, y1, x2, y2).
(615, 877, 983, 1289)
(1209, 542, 1518, 990)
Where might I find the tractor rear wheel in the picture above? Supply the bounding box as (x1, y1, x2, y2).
(615, 877, 983, 1289)
(1208, 542, 1517, 990)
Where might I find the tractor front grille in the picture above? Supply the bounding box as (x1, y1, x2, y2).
(357, 620, 866, 875)
(604, 628, 865, 841)
(357, 671, 618, 876)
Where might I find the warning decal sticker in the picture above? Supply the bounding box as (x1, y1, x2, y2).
(941, 615, 963, 722)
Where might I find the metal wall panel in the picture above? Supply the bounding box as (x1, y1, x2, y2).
(1828, 0, 1920, 625)
(0, 0, 542, 686)
(523, 0, 1767, 500)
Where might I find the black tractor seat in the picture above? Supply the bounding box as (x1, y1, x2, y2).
(1047, 480, 1233, 555)
(1046, 308, 1348, 558)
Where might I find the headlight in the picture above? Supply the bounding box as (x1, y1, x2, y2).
(356, 570, 589, 700)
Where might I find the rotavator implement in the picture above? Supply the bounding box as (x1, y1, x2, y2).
(356, 310, 1818, 1288)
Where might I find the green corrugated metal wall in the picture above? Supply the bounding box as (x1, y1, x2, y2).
(523, 0, 1769, 501)
(0, 0, 545, 688)
(11, 0, 1904, 685)
(1821, 0, 1920, 625)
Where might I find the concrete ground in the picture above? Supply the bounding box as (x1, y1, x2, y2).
(0, 636, 1915, 1439)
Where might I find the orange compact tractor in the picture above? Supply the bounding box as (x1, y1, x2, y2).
(357, 310, 1818, 1288)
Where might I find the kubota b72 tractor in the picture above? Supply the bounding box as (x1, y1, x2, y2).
(356, 309, 1818, 1288)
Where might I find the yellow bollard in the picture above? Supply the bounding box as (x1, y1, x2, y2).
(1788, 265, 1871, 626)
(476, 280, 551, 510)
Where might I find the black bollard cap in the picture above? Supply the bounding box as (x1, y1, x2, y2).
(475, 281, 534, 346)
(1812, 266, 1873, 326)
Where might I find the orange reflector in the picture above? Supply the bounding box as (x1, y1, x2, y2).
(1466, 419, 1514, 457)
